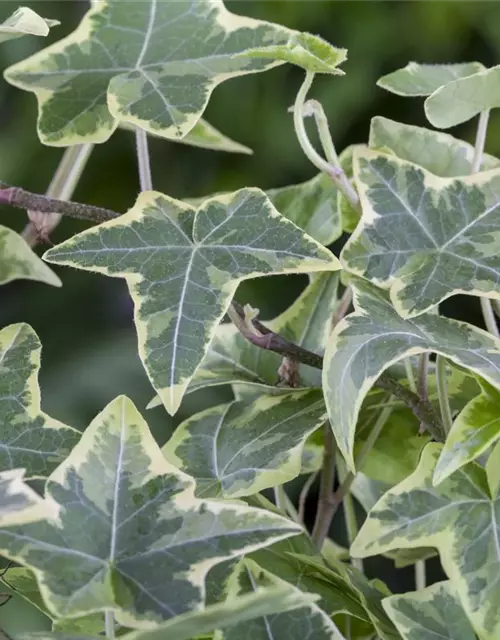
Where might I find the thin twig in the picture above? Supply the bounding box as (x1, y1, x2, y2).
(417, 352, 430, 435)
(0, 183, 120, 224)
(311, 423, 337, 549)
(331, 286, 353, 332)
(436, 355, 453, 436)
(298, 470, 318, 524)
(135, 128, 153, 191)
(22, 143, 94, 246)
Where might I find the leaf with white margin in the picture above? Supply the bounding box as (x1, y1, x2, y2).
(163, 390, 326, 499)
(342, 149, 500, 318)
(0, 226, 61, 287)
(4, 0, 345, 146)
(369, 116, 500, 176)
(120, 119, 252, 155)
(0, 324, 79, 478)
(44, 189, 339, 416)
(377, 62, 484, 97)
(0, 395, 300, 624)
(352, 442, 500, 640)
(0, 469, 51, 527)
(222, 560, 346, 640)
(236, 31, 347, 75)
(146, 272, 338, 409)
(434, 381, 500, 485)
(425, 65, 500, 128)
(23, 587, 312, 640)
(267, 174, 342, 247)
(322, 278, 500, 471)
(382, 580, 476, 640)
(1, 567, 51, 619)
(0, 7, 59, 43)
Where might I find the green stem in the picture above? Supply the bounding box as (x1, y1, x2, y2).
(436, 355, 453, 436)
(337, 458, 362, 572)
(311, 423, 337, 550)
(415, 559, 426, 591)
(331, 286, 353, 332)
(298, 471, 318, 524)
(481, 297, 500, 338)
(105, 610, 115, 639)
(135, 128, 153, 191)
(293, 73, 359, 207)
(404, 358, 418, 394)
(22, 143, 94, 245)
(273, 485, 287, 513)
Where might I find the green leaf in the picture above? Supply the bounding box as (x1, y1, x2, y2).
(0, 469, 51, 527)
(382, 580, 476, 640)
(377, 62, 484, 97)
(342, 149, 500, 318)
(4, 0, 342, 145)
(267, 173, 342, 246)
(235, 31, 347, 74)
(486, 438, 500, 499)
(120, 118, 252, 155)
(322, 278, 500, 471)
(24, 586, 311, 640)
(369, 116, 500, 176)
(0, 395, 300, 624)
(0, 7, 59, 43)
(425, 65, 500, 128)
(0, 226, 61, 287)
(44, 189, 338, 416)
(222, 560, 346, 639)
(0, 567, 51, 619)
(163, 390, 326, 499)
(352, 442, 500, 640)
(434, 382, 500, 485)
(146, 270, 338, 409)
(0, 324, 79, 478)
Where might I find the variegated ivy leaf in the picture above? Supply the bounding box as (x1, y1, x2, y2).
(163, 390, 327, 499)
(342, 149, 500, 318)
(0, 469, 51, 527)
(24, 588, 310, 640)
(0, 7, 59, 43)
(222, 560, 346, 640)
(352, 442, 500, 640)
(0, 226, 61, 287)
(148, 272, 337, 409)
(377, 62, 484, 97)
(0, 324, 79, 478)
(45, 189, 339, 415)
(433, 381, 500, 485)
(120, 118, 252, 155)
(369, 116, 500, 176)
(425, 65, 500, 128)
(322, 278, 500, 471)
(4, 0, 345, 146)
(382, 580, 476, 640)
(267, 174, 342, 247)
(0, 395, 300, 624)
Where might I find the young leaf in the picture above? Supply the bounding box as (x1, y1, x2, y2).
(0, 395, 300, 624)
(236, 31, 347, 74)
(222, 560, 346, 639)
(0, 469, 51, 527)
(342, 149, 500, 318)
(0, 324, 79, 478)
(382, 580, 476, 640)
(4, 0, 341, 145)
(163, 390, 327, 499)
(369, 116, 500, 176)
(352, 443, 499, 640)
(322, 278, 500, 471)
(267, 174, 342, 247)
(433, 382, 500, 485)
(44, 190, 338, 415)
(120, 118, 252, 155)
(377, 62, 484, 97)
(0, 226, 61, 287)
(0, 7, 59, 43)
(425, 65, 500, 128)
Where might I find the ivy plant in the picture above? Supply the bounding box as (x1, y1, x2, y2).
(0, 2, 499, 639)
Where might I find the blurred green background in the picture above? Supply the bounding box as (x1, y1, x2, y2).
(1, 1, 500, 635)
